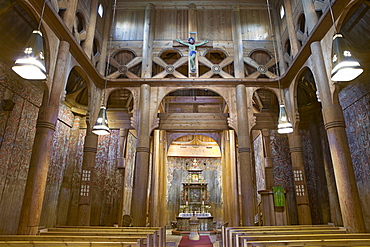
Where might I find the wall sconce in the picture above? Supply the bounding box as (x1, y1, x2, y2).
(12, 1, 47, 80)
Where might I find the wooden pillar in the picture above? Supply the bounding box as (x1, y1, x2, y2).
(18, 41, 70, 235)
(82, 0, 99, 57)
(141, 3, 155, 78)
(262, 129, 274, 190)
(236, 84, 254, 226)
(77, 116, 98, 226)
(222, 131, 231, 225)
(301, 0, 318, 35)
(232, 4, 245, 79)
(62, 0, 79, 32)
(56, 115, 82, 226)
(228, 130, 240, 226)
(131, 84, 151, 226)
(221, 131, 229, 224)
(150, 129, 161, 226)
(288, 131, 312, 225)
(158, 130, 167, 227)
(310, 41, 365, 233)
(283, 0, 300, 57)
(117, 128, 129, 226)
(258, 190, 276, 226)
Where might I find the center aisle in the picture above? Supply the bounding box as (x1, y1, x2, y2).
(178, 235, 213, 247)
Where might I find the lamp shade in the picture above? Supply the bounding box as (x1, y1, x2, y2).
(92, 106, 110, 135)
(277, 104, 293, 134)
(331, 33, 363, 82)
(12, 30, 47, 80)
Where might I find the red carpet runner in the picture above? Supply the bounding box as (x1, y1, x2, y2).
(178, 235, 213, 247)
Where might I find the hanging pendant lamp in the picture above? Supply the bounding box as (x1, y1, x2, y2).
(92, 105, 110, 135)
(331, 33, 363, 82)
(12, 1, 47, 80)
(92, 0, 118, 136)
(266, 0, 293, 134)
(277, 104, 293, 134)
(12, 31, 47, 80)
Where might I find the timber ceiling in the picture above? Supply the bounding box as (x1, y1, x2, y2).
(0, 0, 370, 134)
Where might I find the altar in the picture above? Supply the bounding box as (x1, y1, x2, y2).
(172, 159, 216, 235)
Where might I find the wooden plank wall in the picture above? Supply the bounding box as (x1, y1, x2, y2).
(154, 9, 188, 40)
(197, 9, 232, 40)
(114, 9, 145, 40)
(240, 9, 272, 41)
(112, 7, 272, 42)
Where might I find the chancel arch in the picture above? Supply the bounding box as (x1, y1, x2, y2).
(157, 88, 230, 132)
(166, 134, 223, 231)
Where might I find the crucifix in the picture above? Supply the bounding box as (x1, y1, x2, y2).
(174, 33, 212, 77)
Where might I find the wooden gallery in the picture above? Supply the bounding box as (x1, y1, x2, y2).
(0, 0, 370, 246)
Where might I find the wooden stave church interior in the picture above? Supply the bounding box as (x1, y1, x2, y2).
(0, 0, 369, 242)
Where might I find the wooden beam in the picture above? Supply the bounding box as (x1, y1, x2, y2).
(159, 113, 228, 119)
(165, 96, 224, 104)
(158, 113, 229, 130)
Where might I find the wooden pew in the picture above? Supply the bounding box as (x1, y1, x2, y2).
(47, 227, 161, 231)
(230, 229, 347, 247)
(0, 241, 137, 246)
(0, 226, 166, 247)
(237, 233, 370, 247)
(243, 238, 370, 246)
(38, 226, 166, 247)
(222, 225, 346, 247)
(41, 226, 166, 246)
(222, 225, 341, 246)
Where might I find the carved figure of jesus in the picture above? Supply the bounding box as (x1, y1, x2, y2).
(175, 37, 208, 72)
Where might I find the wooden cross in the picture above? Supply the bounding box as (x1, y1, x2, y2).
(174, 37, 213, 77)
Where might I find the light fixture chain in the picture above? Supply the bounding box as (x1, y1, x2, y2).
(103, 0, 118, 103)
(328, 0, 338, 34)
(266, 0, 283, 103)
(37, 0, 48, 31)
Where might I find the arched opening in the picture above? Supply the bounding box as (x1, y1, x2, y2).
(167, 134, 222, 233)
(295, 68, 341, 225)
(74, 11, 86, 45)
(297, 13, 307, 46)
(157, 88, 230, 230)
(64, 67, 89, 114)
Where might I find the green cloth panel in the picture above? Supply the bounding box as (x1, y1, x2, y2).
(273, 186, 285, 207)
